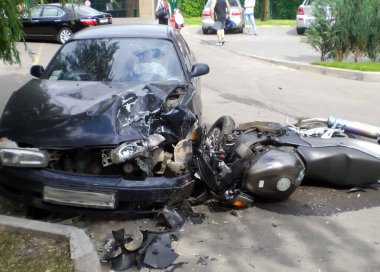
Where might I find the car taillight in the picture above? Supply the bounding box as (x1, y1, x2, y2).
(297, 7, 304, 15)
(202, 9, 211, 16)
(231, 11, 241, 16)
(80, 18, 97, 26)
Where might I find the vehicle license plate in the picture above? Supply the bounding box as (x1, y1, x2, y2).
(43, 186, 116, 209)
(99, 18, 109, 24)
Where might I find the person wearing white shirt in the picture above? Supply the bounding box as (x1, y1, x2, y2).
(244, 0, 257, 35)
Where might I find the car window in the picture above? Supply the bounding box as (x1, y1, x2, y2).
(43, 38, 186, 83)
(41, 7, 64, 17)
(74, 5, 101, 16)
(29, 6, 43, 17)
(174, 32, 192, 70)
(304, 0, 314, 5)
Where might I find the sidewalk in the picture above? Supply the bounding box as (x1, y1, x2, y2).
(182, 24, 380, 82)
(113, 17, 380, 82)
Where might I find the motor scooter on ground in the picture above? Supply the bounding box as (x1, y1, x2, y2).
(191, 116, 380, 206)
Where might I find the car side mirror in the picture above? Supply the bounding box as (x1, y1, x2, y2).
(190, 63, 210, 78)
(30, 65, 45, 78)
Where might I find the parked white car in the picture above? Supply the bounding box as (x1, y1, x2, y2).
(296, 0, 314, 35)
(201, 0, 244, 34)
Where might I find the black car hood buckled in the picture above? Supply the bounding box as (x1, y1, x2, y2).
(0, 79, 197, 148)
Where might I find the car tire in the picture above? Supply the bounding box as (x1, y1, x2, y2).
(202, 27, 209, 34)
(57, 27, 73, 44)
(238, 27, 244, 33)
(206, 116, 235, 150)
(296, 27, 306, 35)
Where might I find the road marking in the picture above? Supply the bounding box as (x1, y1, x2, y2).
(32, 44, 44, 65)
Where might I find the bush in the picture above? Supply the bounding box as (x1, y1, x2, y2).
(365, 0, 380, 61)
(180, 0, 303, 19)
(272, 0, 303, 19)
(306, 0, 336, 61)
(177, 0, 205, 17)
(306, 0, 380, 62)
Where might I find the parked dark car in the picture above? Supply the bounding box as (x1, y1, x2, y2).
(0, 25, 209, 216)
(22, 3, 112, 44)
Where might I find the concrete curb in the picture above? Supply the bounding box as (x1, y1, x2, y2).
(237, 54, 380, 82)
(0, 215, 101, 272)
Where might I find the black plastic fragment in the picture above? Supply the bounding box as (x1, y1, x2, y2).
(109, 228, 138, 271)
(164, 262, 188, 272)
(102, 227, 181, 270)
(143, 239, 179, 269)
(99, 229, 134, 263)
(110, 250, 138, 271)
(156, 201, 208, 230)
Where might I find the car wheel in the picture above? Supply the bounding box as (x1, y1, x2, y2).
(296, 27, 305, 35)
(202, 27, 209, 34)
(57, 27, 73, 44)
(206, 116, 235, 150)
(238, 27, 244, 33)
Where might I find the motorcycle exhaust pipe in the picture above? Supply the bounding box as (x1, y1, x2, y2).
(328, 116, 380, 140)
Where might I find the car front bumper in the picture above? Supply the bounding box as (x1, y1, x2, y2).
(0, 166, 194, 217)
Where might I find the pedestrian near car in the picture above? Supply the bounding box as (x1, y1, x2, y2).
(211, 0, 231, 46)
(244, 0, 257, 35)
(156, 0, 171, 25)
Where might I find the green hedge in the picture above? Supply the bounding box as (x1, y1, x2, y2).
(177, 0, 303, 19)
(272, 0, 303, 19)
(177, 0, 205, 17)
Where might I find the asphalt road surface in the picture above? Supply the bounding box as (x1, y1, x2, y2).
(0, 22, 379, 272)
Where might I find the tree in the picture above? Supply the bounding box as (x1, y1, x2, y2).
(0, 0, 73, 65)
(305, 0, 336, 61)
(260, 0, 270, 21)
(365, 0, 380, 61)
(306, 0, 380, 62)
(0, 0, 27, 65)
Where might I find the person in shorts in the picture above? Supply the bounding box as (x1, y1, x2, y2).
(211, 0, 231, 46)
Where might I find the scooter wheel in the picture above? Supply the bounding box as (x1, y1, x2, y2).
(207, 115, 235, 150)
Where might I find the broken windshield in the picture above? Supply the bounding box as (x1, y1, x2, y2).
(43, 38, 186, 83)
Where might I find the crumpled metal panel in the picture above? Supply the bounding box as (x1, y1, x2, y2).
(0, 79, 198, 148)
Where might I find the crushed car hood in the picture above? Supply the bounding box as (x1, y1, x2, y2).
(0, 79, 197, 148)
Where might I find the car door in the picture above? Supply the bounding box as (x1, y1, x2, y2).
(174, 32, 203, 121)
(22, 6, 43, 38)
(38, 6, 66, 39)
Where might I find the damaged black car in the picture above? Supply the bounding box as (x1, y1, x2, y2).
(0, 25, 209, 216)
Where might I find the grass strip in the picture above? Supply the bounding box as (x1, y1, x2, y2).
(312, 61, 380, 72)
(0, 228, 74, 272)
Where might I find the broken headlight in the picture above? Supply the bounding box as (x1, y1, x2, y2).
(102, 134, 166, 166)
(0, 148, 50, 167)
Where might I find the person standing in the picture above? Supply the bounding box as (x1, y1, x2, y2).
(156, 0, 171, 25)
(170, 9, 184, 32)
(244, 0, 257, 35)
(211, 0, 231, 46)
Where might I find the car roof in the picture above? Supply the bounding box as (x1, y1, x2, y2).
(39, 3, 80, 7)
(72, 24, 173, 40)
